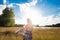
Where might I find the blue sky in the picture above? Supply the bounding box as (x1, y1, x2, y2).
(0, 0, 60, 26)
(0, 0, 3, 4)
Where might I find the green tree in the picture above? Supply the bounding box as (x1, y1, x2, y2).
(0, 15, 3, 26)
(2, 7, 15, 27)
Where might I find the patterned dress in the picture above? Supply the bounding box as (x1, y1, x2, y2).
(16, 24, 33, 40)
(23, 24, 32, 40)
(23, 24, 33, 40)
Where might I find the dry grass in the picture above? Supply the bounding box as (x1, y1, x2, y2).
(0, 27, 60, 40)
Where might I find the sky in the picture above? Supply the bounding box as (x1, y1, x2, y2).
(0, 0, 60, 26)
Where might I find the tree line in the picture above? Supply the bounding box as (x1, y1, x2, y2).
(44, 23, 60, 27)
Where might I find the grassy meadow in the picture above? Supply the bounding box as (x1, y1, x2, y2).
(0, 27, 60, 40)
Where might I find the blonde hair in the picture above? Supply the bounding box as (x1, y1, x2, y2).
(27, 18, 32, 24)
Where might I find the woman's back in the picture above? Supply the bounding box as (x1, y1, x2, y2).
(23, 24, 33, 32)
(23, 18, 33, 40)
(16, 18, 33, 40)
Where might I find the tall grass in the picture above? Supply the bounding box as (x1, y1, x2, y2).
(0, 27, 60, 40)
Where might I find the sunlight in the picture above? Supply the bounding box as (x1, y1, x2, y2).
(21, 7, 42, 25)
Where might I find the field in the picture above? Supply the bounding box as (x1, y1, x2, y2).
(0, 27, 60, 40)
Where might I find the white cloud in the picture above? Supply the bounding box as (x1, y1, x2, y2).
(7, 3, 13, 7)
(31, 0, 37, 6)
(15, 0, 60, 26)
(0, 5, 6, 15)
(3, 0, 13, 7)
(3, 0, 7, 4)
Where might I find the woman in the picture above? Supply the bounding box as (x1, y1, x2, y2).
(16, 18, 33, 40)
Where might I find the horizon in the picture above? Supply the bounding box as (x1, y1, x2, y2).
(0, 0, 60, 26)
